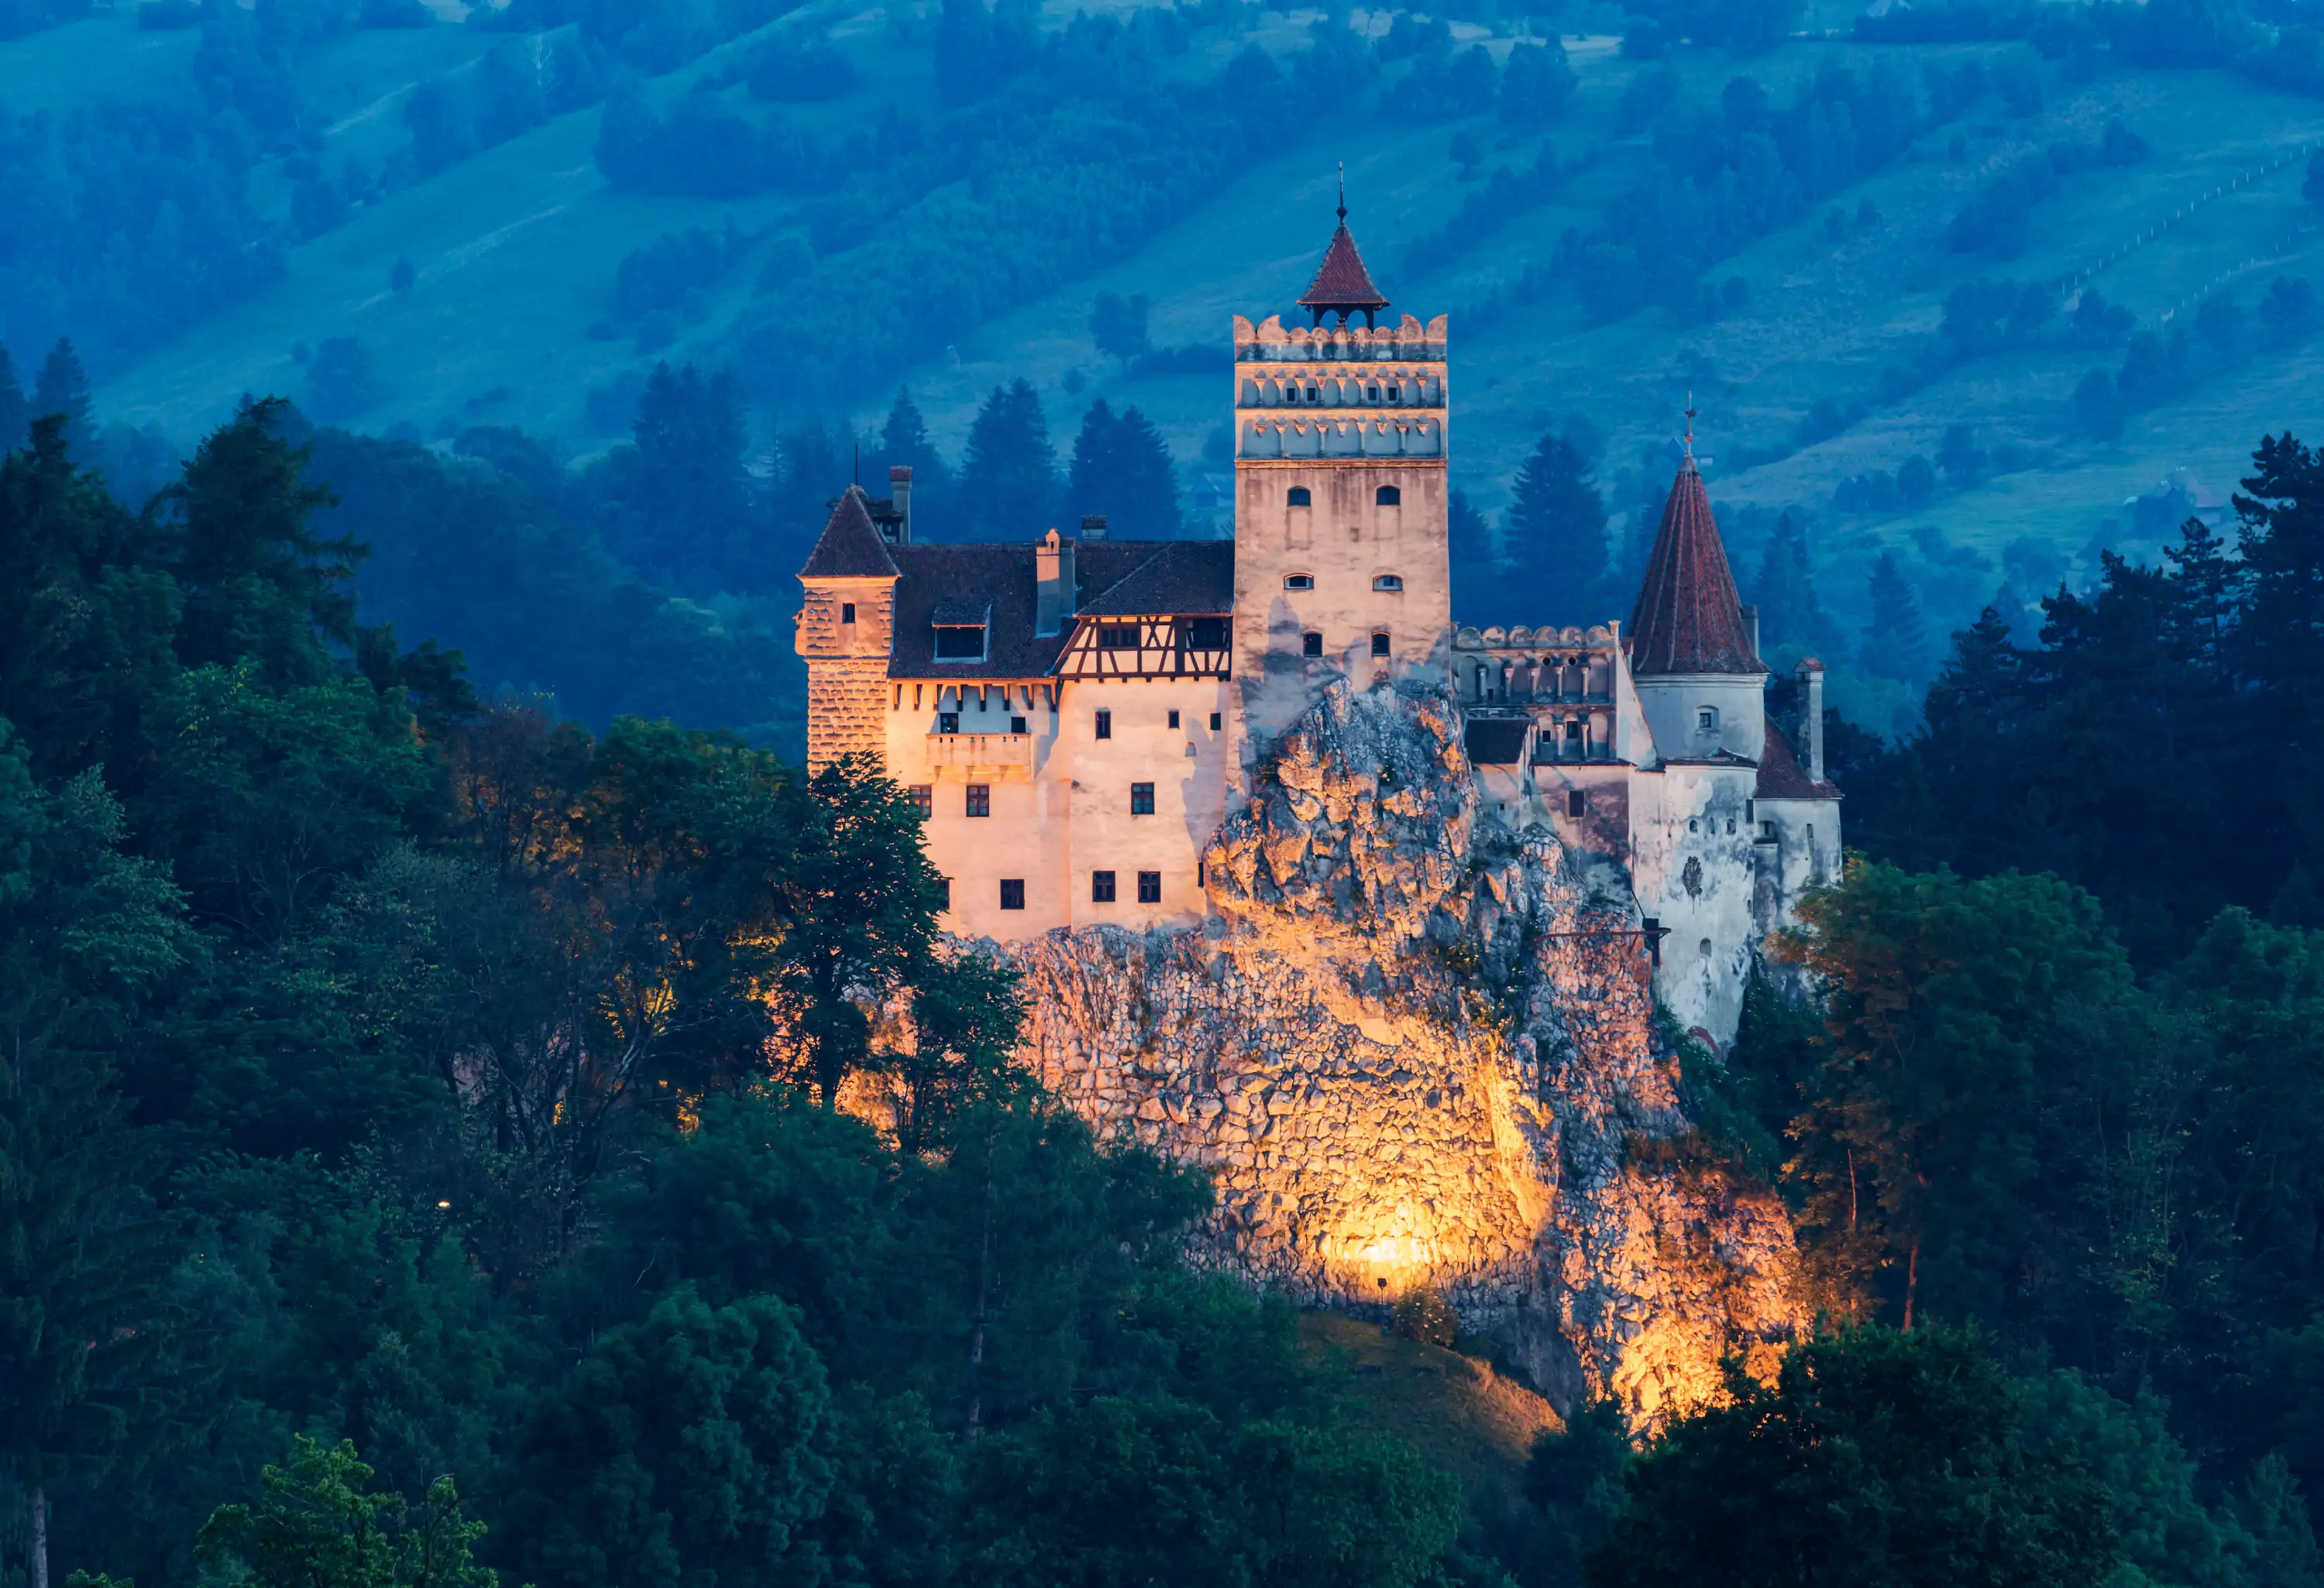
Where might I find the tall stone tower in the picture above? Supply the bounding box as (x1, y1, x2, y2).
(795, 486, 900, 774)
(1230, 204, 1452, 764)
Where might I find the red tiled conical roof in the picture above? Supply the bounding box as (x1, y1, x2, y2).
(798, 486, 899, 579)
(1628, 460, 1765, 676)
(1298, 221, 1390, 318)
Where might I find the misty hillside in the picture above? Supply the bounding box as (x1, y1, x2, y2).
(8, 0, 2322, 735)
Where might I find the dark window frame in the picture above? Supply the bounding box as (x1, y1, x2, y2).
(999, 878, 1025, 910)
(1375, 485, 1401, 506)
(1136, 871, 1162, 904)
(1092, 870, 1116, 902)
(909, 785, 933, 817)
(933, 624, 987, 660)
(1095, 708, 1112, 740)
(1287, 486, 1312, 507)
(1301, 631, 1323, 658)
(841, 602, 857, 624)
(1130, 782, 1156, 815)
(965, 784, 991, 818)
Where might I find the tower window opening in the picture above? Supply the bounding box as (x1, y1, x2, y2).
(1375, 485, 1401, 506)
(1387, 383, 1401, 402)
(1168, 709, 1181, 729)
(1371, 631, 1391, 657)
(841, 602, 856, 624)
(1210, 711, 1222, 730)
(1697, 706, 1719, 732)
(1287, 486, 1312, 507)
(1301, 631, 1324, 658)
(1095, 708, 1112, 740)
(1130, 782, 1156, 815)
(966, 785, 991, 818)
(1092, 870, 1116, 903)
(1367, 384, 1380, 400)
(1284, 573, 1315, 590)
(1305, 385, 1320, 402)
(1000, 878, 1025, 910)
(1373, 574, 1403, 591)
(1284, 384, 1298, 404)
(909, 785, 932, 816)
(938, 712, 960, 734)
(1568, 789, 1587, 817)
(1010, 714, 1028, 734)
(1137, 871, 1162, 904)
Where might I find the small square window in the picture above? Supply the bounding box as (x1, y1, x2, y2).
(841, 602, 856, 624)
(1136, 871, 1161, 903)
(1209, 712, 1222, 731)
(909, 785, 932, 817)
(999, 878, 1025, 910)
(1568, 789, 1587, 817)
(966, 784, 991, 817)
(1371, 631, 1391, 657)
(1287, 486, 1312, 507)
(1092, 869, 1116, 902)
(1375, 485, 1401, 506)
(1011, 715, 1029, 734)
(938, 711, 960, 734)
(1130, 782, 1155, 815)
(1301, 631, 1323, 658)
(1095, 709, 1112, 740)
(1697, 706, 1718, 731)
(1168, 709, 1181, 729)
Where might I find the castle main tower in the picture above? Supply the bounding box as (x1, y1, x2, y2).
(1230, 205, 1452, 765)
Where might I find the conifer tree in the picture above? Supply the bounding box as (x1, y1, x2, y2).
(1861, 551, 1929, 681)
(31, 339, 94, 462)
(960, 379, 1057, 541)
(629, 361, 750, 587)
(0, 342, 26, 454)
(1448, 487, 1496, 610)
(1748, 513, 1833, 658)
(876, 387, 954, 532)
(2163, 513, 2240, 675)
(1067, 399, 1180, 541)
(1504, 431, 1607, 622)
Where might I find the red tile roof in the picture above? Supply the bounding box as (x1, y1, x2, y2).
(1298, 222, 1390, 315)
(797, 486, 899, 579)
(1755, 723, 1839, 800)
(1628, 461, 1765, 676)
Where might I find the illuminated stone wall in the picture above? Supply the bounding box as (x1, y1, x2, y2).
(995, 679, 1802, 1420)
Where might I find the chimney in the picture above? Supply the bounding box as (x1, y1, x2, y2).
(1796, 657, 1825, 783)
(1079, 513, 1109, 543)
(1037, 528, 1077, 638)
(1740, 603, 1761, 661)
(889, 466, 913, 545)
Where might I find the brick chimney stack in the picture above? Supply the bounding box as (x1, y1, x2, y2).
(1037, 528, 1077, 637)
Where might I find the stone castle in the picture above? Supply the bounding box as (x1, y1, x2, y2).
(796, 208, 1840, 1050)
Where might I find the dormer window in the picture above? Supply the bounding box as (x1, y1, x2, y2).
(1373, 574, 1403, 591)
(1375, 486, 1401, 506)
(931, 598, 990, 661)
(1287, 486, 1312, 507)
(1284, 573, 1315, 590)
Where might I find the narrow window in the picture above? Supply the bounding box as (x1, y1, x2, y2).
(1285, 383, 1299, 404)
(999, 878, 1025, 910)
(1568, 789, 1587, 817)
(1095, 709, 1112, 740)
(1209, 711, 1222, 730)
(938, 711, 960, 734)
(1284, 573, 1315, 590)
(1386, 383, 1401, 402)
(1136, 871, 1162, 903)
(1375, 485, 1401, 506)
(1168, 709, 1181, 729)
(1092, 870, 1116, 902)
(966, 784, 991, 817)
(1287, 486, 1312, 507)
(1746, 799, 1755, 823)
(1130, 782, 1156, 815)
(1010, 714, 1029, 734)
(909, 785, 933, 817)
(1099, 625, 1138, 649)
(1301, 631, 1323, 658)
(1762, 820, 1777, 839)
(1373, 574, 1403, 591)
(1565, 720, 1583, 741)
(939, 877, 951, 909)
(841, 602, 856, 624)
(1370, 631, 1391, 657)
(1305, 385, 1320, 402)
(1366, 383, 1380, 400)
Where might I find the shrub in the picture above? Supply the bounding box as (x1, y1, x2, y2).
(1393, 1287, 1458, 1348)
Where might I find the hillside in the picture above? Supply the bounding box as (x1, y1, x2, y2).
(9, 0, 2321, 734)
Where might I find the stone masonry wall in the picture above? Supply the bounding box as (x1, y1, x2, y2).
(806, 657, 889, 774)
(984, 679, 1801, 1419)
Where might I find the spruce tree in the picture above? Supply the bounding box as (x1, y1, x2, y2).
(876, 388, 954, 534)
(31, 339, 94, 462)
(1067, 399, 1180, 541)
(1748, 513, 1832, 658)
(1503, 431, 1607, 622)
(1448, 487, 1497, 612)
(629, 361, 750, 587)
(0, 342, 26, 454)
(960, 379, 1057, 541)
(2163, 513, 2241, 676)
(1861, 551, 1929, 681)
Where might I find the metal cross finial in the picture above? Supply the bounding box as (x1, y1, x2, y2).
(1683, 393, 1697, 460)
(1337, 161, 1346, 222)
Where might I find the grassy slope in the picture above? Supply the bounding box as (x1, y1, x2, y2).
(32, 5, 2321, 617)
(1300, 1310, 1561, 1484)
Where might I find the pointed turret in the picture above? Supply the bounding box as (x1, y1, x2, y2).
(799, 485, 899, 579)
(1297, 184, 1390, 328)
(1628, 459, 1765, 676)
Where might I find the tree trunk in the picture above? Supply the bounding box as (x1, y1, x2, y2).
(1902, 1240, 1920, 1333)
(29, 1484, 49, 1588)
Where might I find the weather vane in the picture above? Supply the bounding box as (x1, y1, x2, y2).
(1683, 392, 1697, 460)
(1337, 161, 1346, 222)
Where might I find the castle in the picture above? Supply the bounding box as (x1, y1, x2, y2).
(796, 210, 1839, 1046)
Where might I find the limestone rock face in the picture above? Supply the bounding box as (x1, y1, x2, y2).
(1000, 679, 1800, 1419)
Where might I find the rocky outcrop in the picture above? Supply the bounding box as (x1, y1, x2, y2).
(999, 679, 1800, 1419)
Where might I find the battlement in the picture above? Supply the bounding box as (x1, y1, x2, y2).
(1233, 312, 1448, 363)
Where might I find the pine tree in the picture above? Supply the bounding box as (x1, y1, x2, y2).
(2235, 434, 2324, 724)
(630, 361, 750, 586)
(0, 342, 26, 454)
(960, 379, 1057, 541)
(31, 339, 94, 462)
(2162, 513, 2241, 677)
(1503, 431, 1607, 622)
(1861, 551, 1929, 681)
(1749, 513, 1832, 658)
(1448, 487, 1497, 613)
(876, 388, 954, 535)
(1067, 400, 1180, 541)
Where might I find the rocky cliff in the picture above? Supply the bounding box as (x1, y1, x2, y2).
(999, 680, 1799, 1418)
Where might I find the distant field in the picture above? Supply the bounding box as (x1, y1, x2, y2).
(32, 1, 2322, 649)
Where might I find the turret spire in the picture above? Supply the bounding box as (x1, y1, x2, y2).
(1628, 426, 1765, 677)
(1298, 177, 1390, 328)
